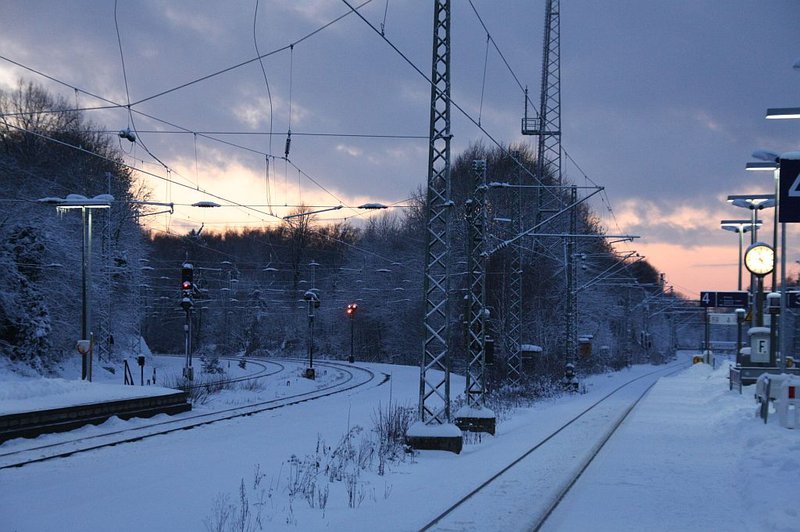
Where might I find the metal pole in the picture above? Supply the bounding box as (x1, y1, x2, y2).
(86, 209, 94, 382)
(750, 208, 757, 332)
(349, 315, 355, 363)
(308, 301, 314, 369)
(736, 313, 743, 365)
(780, 222, 788, 369)
(773, 170, 779, 293)
(737, 229, 743, 291)
(81, 208, 88, 380)
(188, 309, 193, 368)
(184, 313, 190, 369)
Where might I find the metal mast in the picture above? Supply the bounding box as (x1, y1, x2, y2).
(519, 0, 564, 376)
(464, 161, 488, 408)
(566, 185, 578, 371)
(408, 0, 462, 453)
(529, 0, 561, 184)
(506, 153, 523, 387)
(455, 159, 496, 434)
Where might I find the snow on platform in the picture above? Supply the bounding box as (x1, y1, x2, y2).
(0, 377, 180, 416)
(543, 361, 800, 532)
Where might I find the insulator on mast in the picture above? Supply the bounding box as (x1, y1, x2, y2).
(284, 130, 292, 158)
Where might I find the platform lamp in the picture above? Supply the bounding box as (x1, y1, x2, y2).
(766, 107, 800, 120)
(747, 154, 781, 292)
(727, 194, 776, 329)
(720, 219, 762, 291)
(37, 194, 113, 381)
(726, 194, 775, 245)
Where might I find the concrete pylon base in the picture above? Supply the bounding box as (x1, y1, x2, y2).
(406, 421, 463, 454)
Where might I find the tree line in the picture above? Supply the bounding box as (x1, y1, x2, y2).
(0, 80, 696, 379)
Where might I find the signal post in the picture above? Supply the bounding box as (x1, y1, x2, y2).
(181, 263, 194, 381)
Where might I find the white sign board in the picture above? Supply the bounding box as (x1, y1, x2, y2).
(709, 313, 737, 325)
(750, 334, 770, 363)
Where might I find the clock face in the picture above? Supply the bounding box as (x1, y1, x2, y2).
(744, 243, 774, 276)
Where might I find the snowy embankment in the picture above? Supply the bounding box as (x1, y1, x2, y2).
(2, 356, 797, 531)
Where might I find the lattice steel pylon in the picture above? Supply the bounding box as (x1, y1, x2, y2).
(407, 0, 462, 453)
(454, 160, 495, 435)
(520, 0, 585, 383)
(524, 0, 561, 186)
(464, 160, 488, 408)
(96, 174, 114, 363)
(505, 153, 523, 387)
(565, 185, 578, 370)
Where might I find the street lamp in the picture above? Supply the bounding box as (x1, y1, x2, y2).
(37, 194, 113, 381)
(726, 194, 775, 244)
(727, 193, 775, 296)
(766, 107, 800, 120)
(720, 219, 762, 290)
(748, 154, 782, 292)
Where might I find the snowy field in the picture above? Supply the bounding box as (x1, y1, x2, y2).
(1, 354, 797, 531)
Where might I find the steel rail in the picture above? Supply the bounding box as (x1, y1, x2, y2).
(419, 361, 687, 531)
(0, 359, 377, 469)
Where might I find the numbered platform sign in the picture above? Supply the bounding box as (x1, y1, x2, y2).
(780, 157, 800, 223)
(700, 291, 748, 308)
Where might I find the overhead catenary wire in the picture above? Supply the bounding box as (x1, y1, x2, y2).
(0, 52, 423, 213)
(129, 0, 374, 108)
(466, 0, 624, 234)
(7, 121, 421, 276)
(478, 32, 490, 127)
(0, 56, 372, 218)
(3, 4, 633, 277)
(339, 0, 563, 208)
(0, 1, 393, 210)
(253, 0, 275, 214)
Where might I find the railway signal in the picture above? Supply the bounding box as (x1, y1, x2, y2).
(180, 263, 194, 310)
(346, 303, 358, 363)
(304, 290, 321, 379)
(181, 262, 194, 381)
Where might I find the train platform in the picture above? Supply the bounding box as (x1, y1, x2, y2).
(0, 378, 190, 443)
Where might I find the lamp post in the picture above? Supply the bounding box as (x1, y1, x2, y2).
(746, 158, 782, 292)
(37, 194, 113, 381)
(720, 219, 761, 291)
(735, 307, 746, 366)
(727, 194, 776, 333)
(726, 194, 775, 245)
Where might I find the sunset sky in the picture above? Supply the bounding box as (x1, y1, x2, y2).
(2, 0, 798, 298)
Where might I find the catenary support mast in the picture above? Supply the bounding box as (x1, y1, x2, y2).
(407, 0, 462, 453)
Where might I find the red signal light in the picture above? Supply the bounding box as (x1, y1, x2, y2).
(182, 281, 192, 290)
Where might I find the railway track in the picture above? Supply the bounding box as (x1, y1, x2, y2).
(173, 355, 282, 391)
(420, 361, 688, 531)
(0, 358, 378, 470)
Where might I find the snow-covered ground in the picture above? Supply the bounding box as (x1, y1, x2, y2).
(545, 361, 800, 532)
(1, 354, 797, 531)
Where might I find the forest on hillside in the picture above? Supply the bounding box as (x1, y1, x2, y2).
(0, 80, 696, 381)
